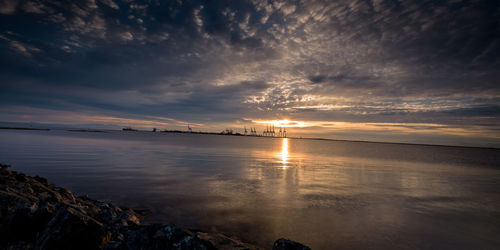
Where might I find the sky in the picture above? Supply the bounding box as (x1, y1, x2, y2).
(0, 0, 499, 147)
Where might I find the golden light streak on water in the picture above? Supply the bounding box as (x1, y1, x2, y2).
(279, 138, 289, 168)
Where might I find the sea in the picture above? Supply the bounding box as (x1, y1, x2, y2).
(0, 129, 499, 249)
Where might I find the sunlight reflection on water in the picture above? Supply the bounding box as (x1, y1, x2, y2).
(278, 138, 289, 168)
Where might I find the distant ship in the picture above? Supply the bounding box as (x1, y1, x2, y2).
(122, 127, 138, 131)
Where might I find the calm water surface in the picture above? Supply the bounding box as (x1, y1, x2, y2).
(1, 129, 499, 249)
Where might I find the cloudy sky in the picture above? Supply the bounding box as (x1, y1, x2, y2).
(0, 0, 499, 147)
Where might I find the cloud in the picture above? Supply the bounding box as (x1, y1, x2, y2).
(46, 12, 66, 23)
(0, 0, 18, 14)
(0, 0, 499, 146)
(0, 106, 189, 129)
(0, 35, 41, 57)
(9, 41, 31, 56)
(22, 0, 52, 14)
(119, 31, 133, 41)
(99, 0, 119, 10)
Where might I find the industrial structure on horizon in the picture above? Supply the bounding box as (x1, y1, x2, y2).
(262, 124, 286, 138)
(220, 124, 286, 137)
(130, 123, 288, 138)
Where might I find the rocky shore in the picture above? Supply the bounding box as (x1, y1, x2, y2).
(0, 164, 310, 250)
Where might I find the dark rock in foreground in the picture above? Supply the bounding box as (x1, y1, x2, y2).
(0, 164, 310, 250)
(272, 239, 311, 250)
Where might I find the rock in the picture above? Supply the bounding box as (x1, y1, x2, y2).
(122, 209, 141, 225)
(14, 173, 27, 182)
(33, 176, 49, 185)
(196, 232, 261, 250)
(0, 189, 38, 207)
(272, 238, 311, 250)
(97, 205, 118, 223)
(31, 202, 57, 232)
(124, 224, 195, 249)
(38, 190, 63, 203)
(172, 235, 213, 250)
(36, 207, 111, 250)
(0, 177, 14, 187)
(0, 163, 11, 170)
(79, 194, 89, 200)
(104, 241, 122, 249)
(56, 187, 76, 203)
(5, 203, 38, 242)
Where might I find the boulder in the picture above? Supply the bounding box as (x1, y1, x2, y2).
(272, 238, 311, 250)
(36, 207, 111, 250)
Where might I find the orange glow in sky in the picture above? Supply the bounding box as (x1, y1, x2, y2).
(254, 119, 309, 128)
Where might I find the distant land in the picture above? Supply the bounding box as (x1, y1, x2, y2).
(0, 126, 50, 131)
(1, 122, 498, 150)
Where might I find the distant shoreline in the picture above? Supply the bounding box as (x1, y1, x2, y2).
(0, 126, 50, 131)
(1, 125, 498, 150)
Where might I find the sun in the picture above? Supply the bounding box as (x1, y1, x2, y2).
(272, 119, 290, 127)
(252, 119, 309, 128)
(271, 119, 308, 127)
